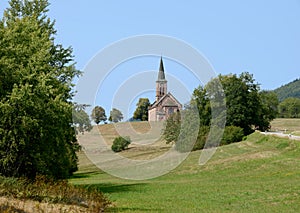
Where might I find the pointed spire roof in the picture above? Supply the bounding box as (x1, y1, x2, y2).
(157, 57, 167, 81)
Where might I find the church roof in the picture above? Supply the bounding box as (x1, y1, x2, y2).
(149, 92, 182, 109)
(157, 57, 167, 82)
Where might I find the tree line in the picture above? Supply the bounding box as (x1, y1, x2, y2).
(273, 78, 300, 118)
(163, 72, 280, 151)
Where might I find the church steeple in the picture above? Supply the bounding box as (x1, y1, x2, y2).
(156, 57, 167, 101)
(158, 57, 166, 81)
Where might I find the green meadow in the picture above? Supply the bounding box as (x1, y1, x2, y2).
(70, 125, 300, 212)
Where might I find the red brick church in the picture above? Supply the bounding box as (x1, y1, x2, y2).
(148, 58, 182, 121)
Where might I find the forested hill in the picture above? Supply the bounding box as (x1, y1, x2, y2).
(274, 78, 300, 102)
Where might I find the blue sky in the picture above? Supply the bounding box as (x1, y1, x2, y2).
(1, 0, 300, 119)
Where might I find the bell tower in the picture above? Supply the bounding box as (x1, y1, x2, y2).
(156, 57, 167, 101)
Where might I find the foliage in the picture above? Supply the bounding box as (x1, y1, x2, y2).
(91, 106, 107, 124)
(256, 91, 279, 130)
(188, 125, 244, 150)
(0, 175, 110, 212)
(194, 72, 275, 133)
(0, 0, 80, 179)
(111, 136, 131, 152)
(220, 126, 244, 145)
(73, 104, 92, 134)
(190, 86, 211, 126)
(192, 126, 210, 150)
(278, 97, 300, 118)
(174, 107, 199, 152)
(219, 72, 263, 134)
(108, 108, 123, 123)
(163, 111, 181, 144)
(163, 72, 278, 151)
(133, 98, 150, 121)
(274, 78, 300, 102)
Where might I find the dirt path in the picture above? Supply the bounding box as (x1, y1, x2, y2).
(261, 131, 300, 141)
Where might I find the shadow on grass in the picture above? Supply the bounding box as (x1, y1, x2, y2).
(70, 171, 101, 179)
(107, 207, 162, 212)
(83, 182, 147, 194)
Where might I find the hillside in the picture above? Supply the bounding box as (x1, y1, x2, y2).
(71, 119, 300, 212)
(274, 78, 300, 101)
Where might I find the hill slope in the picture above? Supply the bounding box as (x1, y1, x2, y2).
(274, 78, 300, 101)
(71, 129, 300, 212)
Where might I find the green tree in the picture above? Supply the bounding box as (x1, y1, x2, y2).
(163, 111, 181, 143)
(219, 72, 264, 134)
(91, 106, 107, 124)
(108, 108, 123, 123)
(133, 98, 150, 121)
(73, 104, 92, 134)
(0, 0, 80, 179)
(278, 97, 300, 118)
(190, 86, 211, 126)
(174, 106, 199, 152)
(257, 91, 279, 130)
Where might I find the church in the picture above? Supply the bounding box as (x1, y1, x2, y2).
(148, 58, 182, 121)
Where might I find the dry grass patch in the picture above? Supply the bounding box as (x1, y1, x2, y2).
(0, 196, 87, 213)
(0, 176, 110, 213)
(270, 118, 300, 132)
(95, 122, 171, 160)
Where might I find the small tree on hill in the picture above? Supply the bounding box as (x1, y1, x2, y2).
(109, 108, 123, 123)
(133, 98, 150, 121)
(91, 106, 107, 124)
(73, 104, 92, 134)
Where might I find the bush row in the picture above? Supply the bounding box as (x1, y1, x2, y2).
(176, 126, 244, 152)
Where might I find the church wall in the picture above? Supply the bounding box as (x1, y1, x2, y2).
(148, 108, 157, 121)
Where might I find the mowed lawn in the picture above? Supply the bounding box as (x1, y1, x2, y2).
(70, 121, 300, 212)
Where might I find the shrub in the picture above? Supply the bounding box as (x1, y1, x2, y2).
(111, 136, 131, 152)
(191, 126, 244, 151)
(221, 126, 244, 145)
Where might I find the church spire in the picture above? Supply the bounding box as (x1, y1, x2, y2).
(156, 57, 167, 101)
(157, 57, 166, 81)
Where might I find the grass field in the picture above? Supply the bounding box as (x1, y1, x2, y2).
(270, 118, 300, 133)
(70, 120, 300, 212)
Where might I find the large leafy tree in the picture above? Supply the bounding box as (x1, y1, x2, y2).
(133, 98, 150, 121)
(0, 0, 80, 179)
(91, 106, 107, 124)
(108, 108, 123, 123)
(219, 72, 261, 134)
